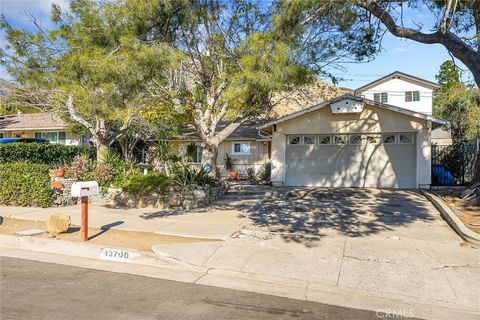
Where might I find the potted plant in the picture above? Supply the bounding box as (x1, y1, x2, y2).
(224, 153, 238, 180)
(51, 164, 65, 178)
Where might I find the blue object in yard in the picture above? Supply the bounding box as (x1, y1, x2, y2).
(203, 163, 212, 174)
(432, 165, 454, 186)
(0, 137, 49, 144)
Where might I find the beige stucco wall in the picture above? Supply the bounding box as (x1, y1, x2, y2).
(270, 103, 431, 188)
(0, 130, 81, 146)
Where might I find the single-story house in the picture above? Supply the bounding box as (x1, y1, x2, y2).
(0, 112, 83, 145)
(165, 120, 271, 176)
(170, 71, 449, 188)
(259, 94, 446, 188)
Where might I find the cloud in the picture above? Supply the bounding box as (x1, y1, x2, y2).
(392, 42, 413, 53)
(0, 0, 69, 25)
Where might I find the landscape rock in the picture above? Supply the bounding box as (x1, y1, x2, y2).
(46, 213, 71, 235)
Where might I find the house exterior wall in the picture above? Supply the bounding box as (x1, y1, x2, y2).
(168, 139, 270, 176)
(0, 130, 82, 145)
(270, 103, 430, 188)
(358, 78, 434, 115)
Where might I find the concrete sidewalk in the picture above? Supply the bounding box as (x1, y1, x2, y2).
(1, 189, 479, 320)
(0, 199, 248, 239)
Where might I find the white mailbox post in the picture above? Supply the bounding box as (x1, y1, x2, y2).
(71, 181, 99, 241)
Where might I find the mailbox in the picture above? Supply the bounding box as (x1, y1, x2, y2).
(71, 181, 99, 197)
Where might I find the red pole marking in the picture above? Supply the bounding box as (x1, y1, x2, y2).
(81, 196, 88, 241)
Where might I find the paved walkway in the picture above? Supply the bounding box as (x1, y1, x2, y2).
(1, 188, 479, 319)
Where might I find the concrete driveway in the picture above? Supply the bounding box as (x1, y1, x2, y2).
(154, 188, 480, 319)
(2, 188, 479, 319)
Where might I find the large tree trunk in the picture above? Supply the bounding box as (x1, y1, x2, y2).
(201, 142, 219, 177)
(198, 121, 243, 177)
(93, 138, 110, 163)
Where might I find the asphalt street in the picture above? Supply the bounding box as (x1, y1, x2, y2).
(0, 257, 392, 320)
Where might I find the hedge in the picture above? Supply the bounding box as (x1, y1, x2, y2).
(0, 143, 95, 164)
(0, 163, 52, 207)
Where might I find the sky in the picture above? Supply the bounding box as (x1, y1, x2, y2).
(0, 0, 474, 89)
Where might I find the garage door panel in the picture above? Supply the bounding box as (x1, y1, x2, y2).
(286, 141, 416, 188)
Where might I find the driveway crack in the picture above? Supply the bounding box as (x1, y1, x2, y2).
(335, 238, 347, 286)
(193, 267, 213, 284)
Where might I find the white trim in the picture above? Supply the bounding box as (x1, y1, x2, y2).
(231, 141, 251, 155)
(355, 71, 441, 92)
(258, 94, 448, 130)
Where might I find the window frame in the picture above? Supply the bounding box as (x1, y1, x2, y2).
(349, 134, 362, 145)
(35, 131, 66, 144)
(405, 90, 420, 102)
(231, 142, 251, 155)
(303, 135, 316, 145)
(333, 135, 347, 145)
(318, 135, 331, 145)
(288, 135, 302, 146)
(373, 92, 388, 103)
(382, 134, 396, 144)
(398, 133, 414, 144)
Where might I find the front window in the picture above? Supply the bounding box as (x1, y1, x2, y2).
(0, 132, 3, 139)
(186, 143, 202, 163)
(333, 135, 347, 145)
(405, 91, 420, 102)
(365, 135, 380, 144)
(318, 135, 331, 145)
(34, 131, 66, 144)
(350, 135, 362, 145)
(288, 135, 301, 145)
(399, 133, 414, 144)
(374, 92, 388, 103)
(382, 134, 396, 144)
(232, 142, 251, 155)
(303, 135, 316, 145)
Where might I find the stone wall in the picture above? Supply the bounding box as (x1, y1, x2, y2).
(105, 185, 227, 210)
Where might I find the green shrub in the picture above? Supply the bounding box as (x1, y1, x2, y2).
(171, 164, 217, 188)
(122, 173, 172, 195)
(0, 143, 95, 164)
(0, 163, 52, 207)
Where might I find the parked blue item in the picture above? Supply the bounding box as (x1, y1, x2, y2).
(0, 138, 49, 144)
(432, 165, 454, 186)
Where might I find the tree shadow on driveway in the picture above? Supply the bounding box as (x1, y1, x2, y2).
(236, 188, 435, 244)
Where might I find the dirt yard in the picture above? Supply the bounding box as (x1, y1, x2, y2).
(435, 188, 480, 233)
(0, 217, 220, 252)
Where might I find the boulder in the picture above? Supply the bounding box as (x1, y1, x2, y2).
(46, 213, 71, 235)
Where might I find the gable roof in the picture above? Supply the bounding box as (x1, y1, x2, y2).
(0, 112, 67, 131)
(167, 119, 270, 141)
(258, 94, 447, 129)
(355, 71, 441, 92)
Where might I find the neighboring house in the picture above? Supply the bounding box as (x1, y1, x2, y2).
(0, 112, 83, 145)
(355, 70, 452, 145)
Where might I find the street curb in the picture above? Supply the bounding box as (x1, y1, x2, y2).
(1, 235, 478, 320)
(0, 214, 226, 242)
(0, 233, 208, 272)
(421, 190, 480, 247)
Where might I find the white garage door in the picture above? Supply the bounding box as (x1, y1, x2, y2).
(285, 133, 416, 188)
